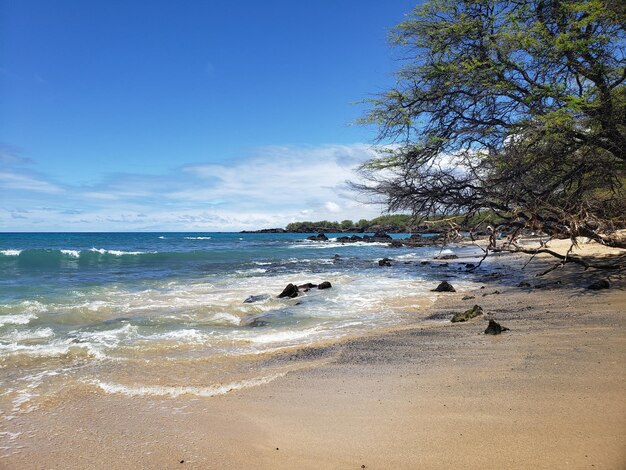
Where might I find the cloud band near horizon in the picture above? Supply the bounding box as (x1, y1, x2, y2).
(0, 143, 387, 231)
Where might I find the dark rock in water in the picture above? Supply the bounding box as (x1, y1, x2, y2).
(485, 319, 509, 335)
(364, 231, 392, 243)
(278, 283, 299, 298)
(333, 254, 341, 259)
(389, 240, 404, 248)
(298, 283, 318, 289)
(517, 281, 531, 288)
(439, 262, 449, 267)
(243, 294, 270, 304)
(307, 233, 328, 241)
(465, 263, 475, 269)
(248, 318, 270, 327)
(451, 304, 483, 322)
(373, 231, 392, 240)
(587, 279, 610, 290)
(436, 254, 458, 260)
(336, 236, 351, 243)
(462, 295, 475, 300)
(378, 258, 393, 267)
(420, 261, 430, 265)
(318, 281, 332, 289)
(431, 281, 456, 292)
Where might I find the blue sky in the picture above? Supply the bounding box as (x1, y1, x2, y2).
(1, 0, 418, 231)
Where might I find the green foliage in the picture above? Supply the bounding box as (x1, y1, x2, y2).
(355, 0, 626, 241)
(340, 219, 354, 230)
(285, 215, 416, 232)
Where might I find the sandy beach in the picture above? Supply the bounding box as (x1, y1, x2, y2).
(2, 238, 625, 469)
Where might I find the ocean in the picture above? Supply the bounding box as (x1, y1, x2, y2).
(0, 232, 478, 413)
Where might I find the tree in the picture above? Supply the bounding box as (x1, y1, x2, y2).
(355, 0, 626, 246)
(340, 219, 355, 230)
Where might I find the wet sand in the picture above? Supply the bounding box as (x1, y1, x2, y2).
(3, 239, 625, 469)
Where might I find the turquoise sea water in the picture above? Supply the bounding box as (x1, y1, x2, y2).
(0, 232, 479, 416)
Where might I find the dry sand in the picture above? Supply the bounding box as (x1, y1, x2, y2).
(3, 238, 625, 469)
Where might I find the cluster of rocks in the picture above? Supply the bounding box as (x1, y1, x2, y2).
(277, 281, 332, 299)
(428, 281, 510, 334)
(305, 232, 441, 247)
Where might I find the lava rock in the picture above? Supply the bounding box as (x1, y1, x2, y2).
(451, 304, 483, 322)
(298, 283, 318, 289)
(278, 283, 299, 298)
(484, 319, 509, 335)
(431, 281, 456, 292)
(243, 294, 270, 304)
(587, 279, 610, 290)
(373, 231, 392, 240)
(318, 281, 332, 290)
(378, 258, 393, 267)
(436, 254, 458, 260)
(306, 233, 328, 241)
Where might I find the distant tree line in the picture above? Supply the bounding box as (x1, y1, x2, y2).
(285, 215, 415, 232)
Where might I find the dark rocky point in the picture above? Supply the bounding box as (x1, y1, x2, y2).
(484, 319, 509, 335)
(278, 283, 299, 298)
(318, 281, 332, 289)
(431, 281, 456, 292)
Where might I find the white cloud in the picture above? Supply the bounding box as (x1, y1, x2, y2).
(324, 201, 341, 213)
(1, 143, 388, 231)
(0, 171, 63, 193)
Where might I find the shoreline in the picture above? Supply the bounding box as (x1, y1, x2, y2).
(2, 239, 625, 469)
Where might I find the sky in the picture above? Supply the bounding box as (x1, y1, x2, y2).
(0, 0, 419, 231)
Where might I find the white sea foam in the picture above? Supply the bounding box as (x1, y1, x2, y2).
(60, 249, 80, 258)
(245, 327, 322, 344)
(0, 250, 21, 256)
(184, 236, 212, 240)
(235, 268, 267, 275)
(91, 373, 285, 398)
(0, 313, 37, 327)
(10, 369, 62, 413)
(209, 312, 242, 326)
(0, 339, 73, 357)
(89, 248, 151, 256)
(1, 327, 54, 342)
(141, 328, 212, 343)
(72, 323, 138, 347)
